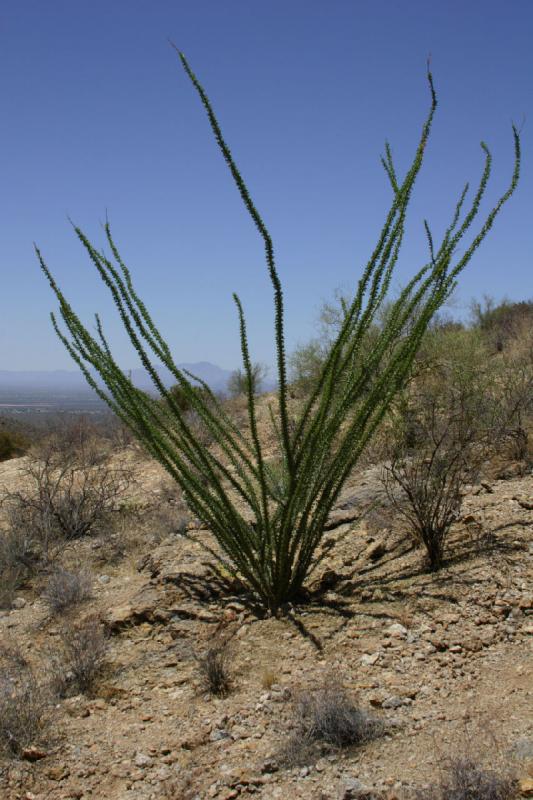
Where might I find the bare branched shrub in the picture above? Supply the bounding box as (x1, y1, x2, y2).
(282, 684, 382, 765)
(2, 441, 134, 569)
(492, 332, 533, 464)
(383, 434, 479, 571)
(0, 653, 50, 757)
(418, 757, 517, 800)
(49, 615, 107, 697)
(383, 330, 494, 570)
(196, 640, 231, 696)
(0, 527, 37, 608)
(42, 567, 93, 615)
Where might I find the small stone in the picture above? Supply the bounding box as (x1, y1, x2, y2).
(12, 597, 26, 609)
(382, 695, 405, 709)
(47, 764, 70, 780)
(339, 778, 372, 799)
(64, 696, 90, 718)
(98, 574, 111, 584)
(210, 729, 230, 741)
(386, 623, 408, 638)
(21, 746, 47, 761)
(361, 653, 379, 666)
(134, 752, 153, 768)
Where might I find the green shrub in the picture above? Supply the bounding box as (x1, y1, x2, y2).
(383, 328, 496, 569)
(471, 296, 533, 352)
(0, 429, 29, 462)
(38, 53, 520, 613)
(227, 362, 268, 398)
(166, 383, 212, 413)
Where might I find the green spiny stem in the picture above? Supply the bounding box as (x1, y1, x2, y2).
(39, 55, 520, 613)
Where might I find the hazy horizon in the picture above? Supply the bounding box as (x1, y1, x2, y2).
(2, 0, 532, 372)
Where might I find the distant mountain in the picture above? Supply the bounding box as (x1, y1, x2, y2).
(0, 362, 234, 394)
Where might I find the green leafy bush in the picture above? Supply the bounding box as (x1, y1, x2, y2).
(0, 429, 29, 462)
(227, 362, 268, 398)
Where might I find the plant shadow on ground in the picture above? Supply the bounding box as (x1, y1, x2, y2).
(159, 512, 527, 652)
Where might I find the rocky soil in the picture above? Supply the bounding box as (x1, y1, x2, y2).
(0, 447, 532, 800)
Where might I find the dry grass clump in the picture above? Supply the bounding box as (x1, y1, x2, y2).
(49, 615, 108, 697)
(0, 646, 50, 758)
(261, 667, 280, 690)
(418, 757, 517, 800)
(42, 566, 93, 614)
(282, 683, 383, 766)
(196, 640, 232, 696)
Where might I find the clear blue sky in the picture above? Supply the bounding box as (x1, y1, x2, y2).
(1, 0, 531, 372)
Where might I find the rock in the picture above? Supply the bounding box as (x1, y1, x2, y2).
(12, 596, 26, 609)
(64, 696, 90, 718)
(496, 462, 524, 480)
(98, 574, 111, 584)
(519, 777, 533, 797)
(134, 752, 154, 768)
(428, 636, 448, 651)
(365, 541, 386, 561)
(210, 729, 230, 741)
(339, 778, 375, 799)
(515, 498, 533, 510)
(318, 569, 344, 590)
(261, 758, 279, 774)
(386, 623, 408, 639)
(47, 764, 70, 780)
(361, 653, 380, 666)
(21, 746, 47, 761)
(382, 695, 407, 709)
(463, 637, 483, 653)
(107, 604, 137, 630)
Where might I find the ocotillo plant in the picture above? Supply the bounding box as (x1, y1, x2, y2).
(38, 54, 520, 613)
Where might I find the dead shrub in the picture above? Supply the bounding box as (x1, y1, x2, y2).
(196, 640, 231, 696)
(2, 439, 134, 569)
(0, 526, 37, 608)
(282, 683, 382, 765)
(383, 356, 490, 570)
(42, 567, 93, 615)
(49, 615, 107, 697)
(418, 757, 517, 800)
(383, 437, 479, 571)
(0, 656, 50, 757)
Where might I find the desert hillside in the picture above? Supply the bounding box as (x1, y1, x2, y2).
(0, 414, 531, 800)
